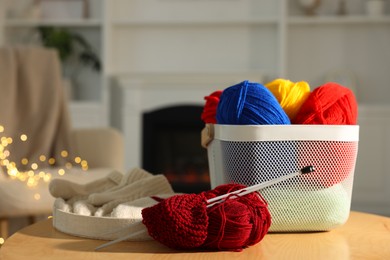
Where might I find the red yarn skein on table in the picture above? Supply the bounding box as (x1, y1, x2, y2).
(203, 184, 271, 251)
(201, 90, 223, 124)
(142, 193, 209, 250)
(293, 82, 358, 125)
(141, 183, 271, 252)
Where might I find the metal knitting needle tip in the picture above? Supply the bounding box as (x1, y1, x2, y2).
(301, 165, 315, 174)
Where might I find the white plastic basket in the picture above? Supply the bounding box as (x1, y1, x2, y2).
(202, 124, 359, 232)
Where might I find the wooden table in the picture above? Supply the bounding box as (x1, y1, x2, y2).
(1, 211, 389, 260)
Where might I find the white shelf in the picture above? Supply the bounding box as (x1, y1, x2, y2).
(288, 15, 390, 25)
(111, 17, 279, 27)
(5, 19, 102, 27)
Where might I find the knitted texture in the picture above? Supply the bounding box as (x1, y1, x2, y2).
(88, 174, 173, 206)
(201, 90, 223, 124)
(92, 175, 175, 216)
(49, 170, 123, 200)
(142, 193, 209, 250)
(216, 80, 290, 125)
(265, 78, 310, 121)
(293, 82, 358, 125)
(202, 184, 271, 251)
(141, 183, 271, 251)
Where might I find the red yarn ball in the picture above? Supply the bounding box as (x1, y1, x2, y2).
(203, 184, 271, 251)
(201, 90, 223, 124)
(293, 82, 358, 125)
(142, 193, 209, 250)
(141, 184, 271, 251)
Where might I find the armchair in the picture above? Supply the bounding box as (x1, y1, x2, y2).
(0, 127, 124, 239)
(0, 46, 125, 239)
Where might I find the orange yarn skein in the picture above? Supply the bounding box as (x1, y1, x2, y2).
(293, 82, 358, 125)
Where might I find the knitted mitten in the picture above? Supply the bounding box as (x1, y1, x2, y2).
(88, 174, 174, 206)
(49, 171, 123, 200)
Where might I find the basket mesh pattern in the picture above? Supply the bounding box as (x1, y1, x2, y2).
(211, 140, 358, 232)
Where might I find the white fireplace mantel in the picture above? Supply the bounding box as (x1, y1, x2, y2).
(114, 72, 263, 170)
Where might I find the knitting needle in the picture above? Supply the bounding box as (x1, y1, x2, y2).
(206, 166, 315, 208)
(95, 166, 314, 251)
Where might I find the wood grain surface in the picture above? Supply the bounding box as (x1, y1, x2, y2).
(1, 211, 389, 260)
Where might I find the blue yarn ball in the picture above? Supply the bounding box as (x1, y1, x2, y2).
(216, 80, 291, 125)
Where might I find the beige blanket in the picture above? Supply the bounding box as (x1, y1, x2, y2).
(0, 46, 73, 173)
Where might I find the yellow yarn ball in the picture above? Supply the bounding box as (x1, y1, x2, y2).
(265, 78, 311, 121)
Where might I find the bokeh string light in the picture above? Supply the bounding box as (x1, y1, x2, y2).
(0, 124, 89, 193)
(0, 125, 90, 246)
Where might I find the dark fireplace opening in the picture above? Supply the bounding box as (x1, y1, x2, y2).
(142, 105, 210, 193)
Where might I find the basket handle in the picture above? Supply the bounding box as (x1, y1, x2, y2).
(201, 124, 214, 148)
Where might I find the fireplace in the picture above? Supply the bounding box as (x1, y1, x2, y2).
(142, 105, 210, 193)
(114, 73, 262, 193)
